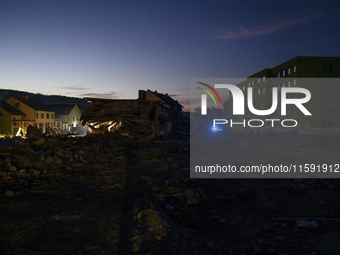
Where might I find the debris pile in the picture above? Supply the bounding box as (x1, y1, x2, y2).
(0, 125, 125, 197)
(81, 100, 163, 139)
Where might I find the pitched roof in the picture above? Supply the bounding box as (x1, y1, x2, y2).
(151, 91, 183, 108)
(12, 97, 52, 111)
(45, 103, 77, 116)
(0, 101, 26, 116)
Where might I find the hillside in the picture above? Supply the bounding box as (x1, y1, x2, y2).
(0, 89, 89, 109)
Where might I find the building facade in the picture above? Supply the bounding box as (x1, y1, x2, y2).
(224, 56, 340, 134)
(0, 101, 26, 135)
(46, 103, 83, 132)
(138, 89, 183, 131)
(5, 96, 55, 133)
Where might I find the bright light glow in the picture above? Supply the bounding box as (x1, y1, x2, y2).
(15, 127, 25, 137)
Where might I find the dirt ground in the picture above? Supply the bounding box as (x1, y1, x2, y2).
(1, 133, 340, 254)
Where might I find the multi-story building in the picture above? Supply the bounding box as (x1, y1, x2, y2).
(45, 103, 83, 132)
(0, 101, 26, 135)
(5, 96, 55, 133)
(138, 89, 183, 131)
(224, 56, 340, 134)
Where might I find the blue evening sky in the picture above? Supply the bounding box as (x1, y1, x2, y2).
(1, 0, 340, 110)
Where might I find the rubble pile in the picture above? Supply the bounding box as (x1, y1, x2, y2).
(81, 100, 163, 139)
(0, 125, 126, 197)
(1, 131, 340, 254)
(0, 136, 26, 148)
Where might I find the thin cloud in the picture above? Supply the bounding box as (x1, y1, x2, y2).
(79, 92, 118, 98)
(214, 13, 325, 40)
(112, 72, 149, 77)
(177, 88, 191, 92)
(170, 94, 190, 98)
(59, 86, 90, 91)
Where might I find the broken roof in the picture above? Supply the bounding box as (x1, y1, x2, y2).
(0, 101, 26, 116)
(150, 91, 183, 108)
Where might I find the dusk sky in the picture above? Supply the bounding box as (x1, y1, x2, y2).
(1, 0, 340, 111)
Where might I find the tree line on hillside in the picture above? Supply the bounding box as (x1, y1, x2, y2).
(0, 89, 89, 109)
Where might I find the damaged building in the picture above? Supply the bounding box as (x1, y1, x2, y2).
(80, 98, 173, 139)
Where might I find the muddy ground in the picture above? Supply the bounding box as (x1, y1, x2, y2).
(1, 133, 340, 254)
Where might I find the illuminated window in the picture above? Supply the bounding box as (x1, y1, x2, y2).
(293, 66, 296, 72)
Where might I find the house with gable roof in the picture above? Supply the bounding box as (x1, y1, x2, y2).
(0, 101, 26, 135)
(5, 96, 55, 133)
(45, 103, 83, 132)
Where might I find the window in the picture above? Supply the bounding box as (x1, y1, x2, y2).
(262, 87, 265, 93)
(277, 72, 280, 78)
(248, 82, 251, 87)
(262, 99, 265, 105)
(258, 78, 261, 84)
(293, 80, 296, 86)
(36, 113, 38, 119)
(41, 113, 44, 119)
(77, 117, 79, 121)
(252, 81, 254, 86)
(46, 114, 49, 119)
(288, 81, 291, 87)
(293, 66, 296, 72)
(258, 89, 261, 94)
(243, 86, 245, 91)
(263, 76, 265, 82)
(282, 83, 285, 87)
(52, 114, 54, 119)
(288, 68, 291, 75)
(73, 117, 75, 121)
(15, 103, 20, 108)
(283, 70, 285, 76)
(13, 122, 17, 126)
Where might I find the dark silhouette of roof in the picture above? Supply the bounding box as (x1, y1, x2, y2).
(151, 91, 183, 108)
(45, 103, 78, 116)
(0, 101, 26, 116)
(11, 97, 53, 111)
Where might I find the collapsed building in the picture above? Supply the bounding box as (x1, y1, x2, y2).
(80, 98, 173, 139)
